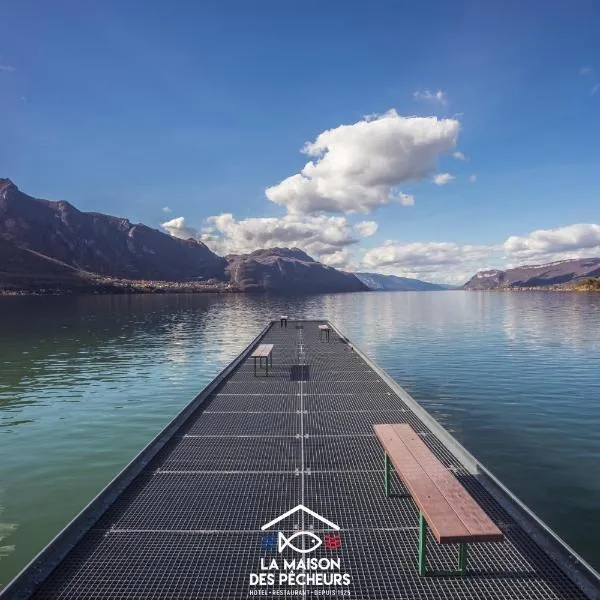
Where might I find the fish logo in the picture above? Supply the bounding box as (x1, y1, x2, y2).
(277, 531, 322, 554)
(260, 505, 341, 555)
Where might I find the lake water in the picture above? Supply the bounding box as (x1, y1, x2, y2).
(1, 291, 599, 588)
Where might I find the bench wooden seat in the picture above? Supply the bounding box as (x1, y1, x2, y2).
(251, 344, 273, 376)
(374, 423, 503, 576)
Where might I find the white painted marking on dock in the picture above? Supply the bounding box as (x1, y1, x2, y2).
(182, 434, 295, 438)
(156, 470, 296, 475)
(107, 526, 419, 534)
(202, 411, 297, 414)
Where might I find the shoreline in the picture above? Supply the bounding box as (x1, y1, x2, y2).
(3, 286, 600, 297)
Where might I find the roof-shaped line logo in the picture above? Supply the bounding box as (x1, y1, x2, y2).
(261, 504, 340, 531)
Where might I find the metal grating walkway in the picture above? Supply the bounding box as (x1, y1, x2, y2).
(3, 321, 600, 599)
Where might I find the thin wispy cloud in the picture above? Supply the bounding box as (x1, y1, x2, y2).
(0, 64, 16, 72)
(413, 89, 447, 106)
(452, 151, 467, 161)
(162, 206, 173, 213)
(469, 174, 477, 183)
(579, 66, 599, 95)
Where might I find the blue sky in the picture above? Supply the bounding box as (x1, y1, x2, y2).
(2, 0, 600, 282)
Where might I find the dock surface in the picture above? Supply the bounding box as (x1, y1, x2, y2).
(4, 320, 599, 599)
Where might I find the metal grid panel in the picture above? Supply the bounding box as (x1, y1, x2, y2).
(217, 378, 297, 394)
(304, 471, 418, 530)
(96, 473, 300, 531)
(31, 532, 271, 600)
(303, 530, 588, 600)
(303, 380, 394, 395)
(305, 410, 408, 435)
(203, 393, 300, 412)
(305, 435, 385, 471)
(160, 436, 300, 471)
(305, 392, 408, 411)
(184, 411, 299, 436)
(21, 320, 597, 600)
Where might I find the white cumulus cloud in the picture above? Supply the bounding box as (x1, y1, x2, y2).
(433, 172, 455, 185)
(321, 249, 353, 269)
(197, 213, 364, 264)
(355, 221, 378, 237)
(360, 241, 496, 284)
(265, 109, 459, 215)
(413, 89, 447, 105)
(162, 206, 173, 213)
(161, 217, 199, 240)
(398, 193, 415, 206)
(362, 241, 490, 269)
(452, 151, 467, 161)
(503, 224, 600, 261)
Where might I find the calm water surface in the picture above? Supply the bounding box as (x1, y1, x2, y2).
(1, 291, 599, 587)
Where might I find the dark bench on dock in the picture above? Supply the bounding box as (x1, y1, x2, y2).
(251, 343, 273, 376)
(374, 423, 504, 576)
(318, 324, 331, 341)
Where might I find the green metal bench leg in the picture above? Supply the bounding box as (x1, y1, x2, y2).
(254, 357, 257, 376)
(266, 356, 269, 377)
(384, 453, 391, 497)
(458, 543, 468, 576)
(418, 512, 427, 576)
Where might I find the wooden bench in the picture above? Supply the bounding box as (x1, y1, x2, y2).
(374, 423, 503, 576)
(318, 324, 330, 341)
(251, 344, 274, 376)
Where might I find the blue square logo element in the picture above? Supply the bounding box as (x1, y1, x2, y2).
(261, 533, 277, 550)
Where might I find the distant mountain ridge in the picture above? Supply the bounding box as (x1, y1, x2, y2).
(0, 179, 366, 294)
(355, 272, 450, 291)
(463, 257, 600, 290)
(227, 248, 366, 293)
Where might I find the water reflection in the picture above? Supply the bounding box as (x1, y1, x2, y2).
(0, 291, 599, 586)
(502, 292, 600, 351)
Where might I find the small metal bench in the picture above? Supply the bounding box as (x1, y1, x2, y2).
(374, 423, 503, 576)
(280, 315, 288, 328)
(318, 324, 330, 341)
(251, 344, 274, 376)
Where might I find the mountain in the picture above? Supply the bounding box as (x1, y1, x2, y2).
(0, 179, 365, 294)
(0, 179, 226, 282)
(0, 238, 110, 293)
(463, 257, 600, 290)
(355, 272, 450, 291)
(226, 248, 367, 293)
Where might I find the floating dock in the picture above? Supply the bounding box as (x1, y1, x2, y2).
(3, 320, 600, 599)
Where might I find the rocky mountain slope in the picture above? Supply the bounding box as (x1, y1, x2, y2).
(0, 238, 104, 292)
(0, 179, 227, 282)
(463, 257, 600, 289)
(226, 248, 366, 293)
(0, 179, 366, 294)
(355, 272, 450, 291)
